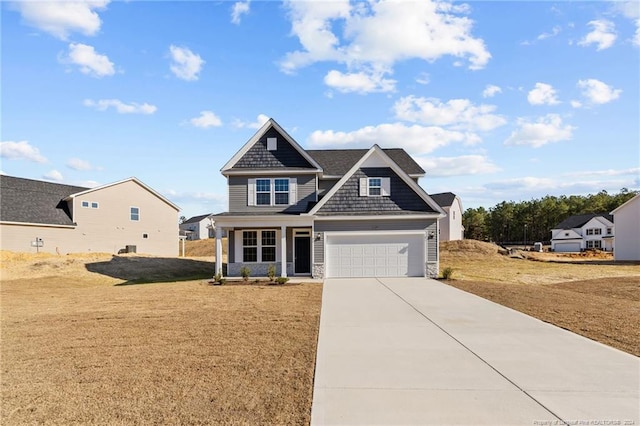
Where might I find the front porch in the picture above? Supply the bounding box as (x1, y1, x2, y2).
(212, 214, 314, 278)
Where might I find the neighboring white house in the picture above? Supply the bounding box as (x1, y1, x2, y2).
(0, 175, 180, 256)
(611, 194, 640, 261)
(430, 192, 464, 241)
(179, 214, 213, 240)
(550, 213, 614, 252)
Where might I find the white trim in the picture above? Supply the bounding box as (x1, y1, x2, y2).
(130, 206, 140, 222)
(307, 145, 445, 217)
(236, 228, 281, 263)
(324, 230, 426, 237)
(221, 118, 323, 173)
(292, 228, 312, 275)
(223, 169, 320, 176)
(66, 177, 179, 212)
(611, 193, 640, 214)
(0, 221, 76, 229)
(313, 214, 441, 221)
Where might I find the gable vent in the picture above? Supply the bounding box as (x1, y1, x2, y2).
(267, 137, 277, 151)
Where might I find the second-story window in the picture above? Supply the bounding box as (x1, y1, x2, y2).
(256, 179, 271, 205)
(274, 179, 289, 205)
(130, 207, 140, 221)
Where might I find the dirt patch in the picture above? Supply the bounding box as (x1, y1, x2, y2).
(441, 240, 640, 357)
(1, 252, 322, 425)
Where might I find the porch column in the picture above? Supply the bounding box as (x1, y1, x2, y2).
(281, 225, 287, 277)
(215, 226, 223, 277)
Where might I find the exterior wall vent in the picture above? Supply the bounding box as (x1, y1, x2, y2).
(267, 137, 277, 151)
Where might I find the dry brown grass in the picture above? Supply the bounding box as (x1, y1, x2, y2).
(440, 240, 640, 356)
(183, 238, 228, 259)
(1, 251, 322, 425)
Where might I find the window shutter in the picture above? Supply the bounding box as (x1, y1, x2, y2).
(289, 178, 297, 205)
(359, 178, 368, 196)
(381, 177, 391, 196)
(247, 178, 255, 206)
(235, 230, 243, 262)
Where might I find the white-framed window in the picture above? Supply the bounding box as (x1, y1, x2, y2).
(81, 201, 99, 209)
(130, 207, 140, 221)
(586, 228, 601, 235)
(248, 178, 297, 207)
(239, 229, 279, 262)
(586, 240, 602, 249)
(261, 230, 276, 262)
(606, 227, 612, 235)
(91, 202, 98, 209)
(243, 231, 258, 262)
(359, 177, 391, 197)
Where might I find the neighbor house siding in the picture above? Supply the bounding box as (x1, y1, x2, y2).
(613, 195, 640, 261)
(228, 174, 316, 213)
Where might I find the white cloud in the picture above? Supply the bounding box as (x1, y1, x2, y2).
(324, 69, 396, 93)
(505, 114, 575, 148)
(43, 170, 64, 182)
(415, 72, 430, 85)
(280, 0, 490, 93)
(62, 43, 115, 77)
(417, 155, 500, 177)
(393, 96, 506, 132)
(635, 19, 640, 46)
(0, 140, 47, 163)
(66, 158, 93, 171)
(307, 122, 472, 155)
(232, 114, 270, 129)
(577, 79, 622, 105)
(570, 100, 583, 108)
(537, 25, 561, 41)
(13, 0, 109, 40)
(482, 84, 501, 98)
(527, 82, 560, 105)
(169, 45, 204, 81)
(563, 167, 640, 178)
(578, 20, 617, 50)
(189, 111, 223, 128)
(484, 176, 637, 198)
(231, 1, 250, 25)
(83, 99, 157, 114)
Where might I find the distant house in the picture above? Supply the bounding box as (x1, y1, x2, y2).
(430, 192, 464, 241)
(550, 213, 614, 252)
(179, 214, 213, 240)
(211, 118, 446, 279)
(0, 175, 180, 256)
(611, 194, 640, 261)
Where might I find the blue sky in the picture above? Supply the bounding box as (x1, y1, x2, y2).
(2, 0, 638, 220)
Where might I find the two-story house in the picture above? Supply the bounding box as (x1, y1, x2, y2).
(179, 213, 213, 240)
(550, 213, 614, 252)
(430, 192, 464, 241)
(211, 118, 446, 279)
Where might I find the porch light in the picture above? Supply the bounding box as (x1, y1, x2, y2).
(315, 232, 322, 241)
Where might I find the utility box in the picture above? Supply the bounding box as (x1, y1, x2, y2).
(126, 245, 137, 253)
(533, 242, 543, 252)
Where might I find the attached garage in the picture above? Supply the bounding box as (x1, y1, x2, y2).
(325, 233, 425, 278)
(553, 242, 581, 252)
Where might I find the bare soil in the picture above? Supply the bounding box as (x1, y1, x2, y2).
(440, 240, 640, 356)
(1, 251, 322, 425)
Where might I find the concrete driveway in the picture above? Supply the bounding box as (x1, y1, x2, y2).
(311, 278, 639, 425)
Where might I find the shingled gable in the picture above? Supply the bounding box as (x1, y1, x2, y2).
(307, 148, 425, 178)
(65, 177, 180, 212)
(221, 118, 323, 174)
(307, 145, 444, 217)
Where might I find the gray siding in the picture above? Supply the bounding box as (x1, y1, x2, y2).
(318, 178, 338, 198)
(232, 127, 315, 169)
(228, 174, 316, 213)
(317, 168, 435, 215)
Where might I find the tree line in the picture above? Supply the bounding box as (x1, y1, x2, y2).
(462, 189, 637, 244)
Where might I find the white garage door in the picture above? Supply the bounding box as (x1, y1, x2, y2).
(554, 242, 581, 252)
(326, 233, 424, 278)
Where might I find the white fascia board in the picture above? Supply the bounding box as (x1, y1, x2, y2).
(308, 145, 446, 217)
(223, 169, 320, 176)
(220, 118, 324, 173)
(314, 214, 441, 221)
(66, 177, 180, 211)
(212, 215, 314, 228)
(0, 221, 76, 229)
(324, 230, 427, 236)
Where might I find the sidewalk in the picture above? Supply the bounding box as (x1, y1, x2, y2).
(311, 277, 640, 425)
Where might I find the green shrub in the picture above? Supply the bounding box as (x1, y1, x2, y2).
(212, 272, 226, 285)
(267, 264, 276, 281)
(240, 266, 251, 281)
(275, 276, 289, 285)
(442, 267, 454, 280)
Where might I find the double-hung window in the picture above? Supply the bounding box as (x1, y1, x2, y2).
(360, 177, 390, 197)
(261, 231, 276, 262)
(274, 179, 289, 205)
(130, 207, 140, 221)
(243, 231, 258, 262)
(368, 178, 382, 196)
(256, 179, 271, 206)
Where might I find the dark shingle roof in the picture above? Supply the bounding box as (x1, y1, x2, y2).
(182, 213, 212, 224)
(429, 192, 457, 208)
(0, 175, 89, 226)
(553, 213, 614, 230)
(306, 148, 425, 177)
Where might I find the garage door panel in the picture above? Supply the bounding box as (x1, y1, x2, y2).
(326, 234, 424, 278)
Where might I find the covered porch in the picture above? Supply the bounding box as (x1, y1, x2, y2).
(212, 214, 315, 278)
